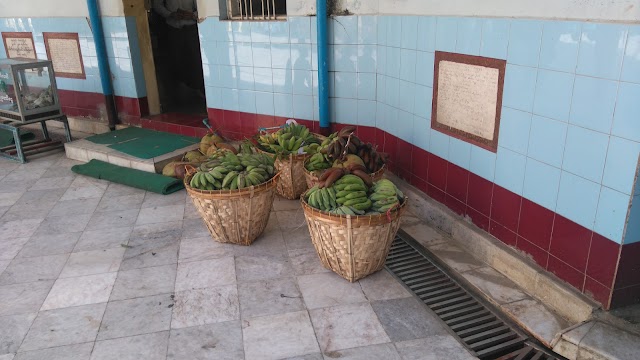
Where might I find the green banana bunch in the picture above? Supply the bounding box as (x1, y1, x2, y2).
(188, 153, 277, 191)
(305, 153, 331, 171)
(369, 179, 404, 213)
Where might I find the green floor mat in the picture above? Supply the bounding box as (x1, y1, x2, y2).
(0, 129, 35, 147)
(85, 127, 199, 159)
(71, 159, 184, 195)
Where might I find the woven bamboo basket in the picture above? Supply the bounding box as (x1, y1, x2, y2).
(184, 172, 280, 246)
(303, 161, 387, 188)
(301, 195, 407, 282)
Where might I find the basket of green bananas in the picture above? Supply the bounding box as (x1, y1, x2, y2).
(184, 151, 280, 246)
(300, 172, 407, 282)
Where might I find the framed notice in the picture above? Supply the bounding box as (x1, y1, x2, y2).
(431, 51, 506, 152)
(43, 32, 86, 79)
(2, 32, 36, 60)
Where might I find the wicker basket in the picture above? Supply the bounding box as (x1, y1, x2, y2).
(303, 161, 387, 188)
(301, 195, 407, 282)
(184, 172, 280, 246)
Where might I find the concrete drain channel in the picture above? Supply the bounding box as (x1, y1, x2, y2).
(385, 230, 565, 360)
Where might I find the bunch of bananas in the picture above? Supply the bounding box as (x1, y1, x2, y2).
(257, 123, 319, 155)
(357, 143, 386, 173)
(320, 126, 359, 160)
(189, 152, 276, 191)
(369, 179, 404, 213)
(305, 186, 337, 212)
(305, 174, 373, 214)
(305, 152, 331, 171)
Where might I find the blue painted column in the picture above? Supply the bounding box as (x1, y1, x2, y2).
(87, 0, 118, 130)
(316, 0, 330, 134)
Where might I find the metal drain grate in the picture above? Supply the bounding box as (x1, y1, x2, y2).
(385, 230, 565, 360)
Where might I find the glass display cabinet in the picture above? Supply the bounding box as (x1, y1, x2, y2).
(0, 59, 71, 163)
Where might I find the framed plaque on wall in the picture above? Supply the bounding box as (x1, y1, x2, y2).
(43, 32, 86, 79)
(2, 32, 37, 60)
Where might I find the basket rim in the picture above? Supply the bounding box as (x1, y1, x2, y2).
(302, 159, 387, 177)
(300, 193, 407, 224)
(184, 171, 281, 196)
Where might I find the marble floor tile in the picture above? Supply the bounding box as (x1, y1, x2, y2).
(180, 218, 210, 239)
(282, 226, 315, 253)
(0, 180, 36, 194)
(48, 198, 100, 217)
(182, 200, 200, 219)
(309, 303, 390, 352)
(119, 231, 179, 271)
(0, 281, 54, 316)
(172, 285, 240, 329)
(371, 297, 448, 342)
(19, 303, 106, 352)
(275, 209, 307, 230)
(12, 343, 93, 360)
(322, 343, 401, 360)
(3, 169, 47, 183)
(358, 270, 411, 301)
(90, 331, 169, 360)
(1, 201, 57, 221)
(142, 191, 186, 208)
(29, 176, 75, 191)
(95, 194, 144, 213)
(0, 313, 37, 354)
(73, 227, 132, 252)
(13, 189, 65, 205)
(0, 254, 68, 285)
(175, 257, 236, 292)
(0, 260, 9, 275)
(242, 311, 320, 360)
(0, 192, 22, 207)
(288, 249, 331, 276)
(33, 214, 92, 236)
(578, 321, 640, 360)
(503, 298, 570, 345)
(103, 183, 146, 197)
(60, 186, 105, 201)
(0, 354, 13, 360)
(135, 205, 185, 225)
(0, 219, 43, 240)
(59, 248, 125, 278)
(297, 272, 367, 309)
(69, 176, 110, 190)
(427, 242, 486, 273)
(167, 321, 244, 360)
(232, 230, 288, 259)
(400, 216, 449, 248)
(97, 294, 173, 340)
(0, 206, 8, 219)
(17, 233, 81, 259)
(395, 335, 477, 360)
(238, 278, 305, 318)
(110, 264, 176, 301)
(461, 266, 530, 305)
(0, 237, 31, 261)
(178, 236, 234, 263)
(130, 221, 183, 240)
(41, 273, 117, 311)
(272, 196, 302, 211)
(280, 354, 323, 360)
(235, 256, 292, 283)
(85, 209, 140, 232)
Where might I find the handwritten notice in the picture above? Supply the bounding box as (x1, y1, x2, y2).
(2, 32, 36, 59)
(43, 33, 85, 79)
(431, 52, 506, 152)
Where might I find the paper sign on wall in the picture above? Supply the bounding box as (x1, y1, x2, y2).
(43, 32, 86, 79)
(2, 32, 36, 60)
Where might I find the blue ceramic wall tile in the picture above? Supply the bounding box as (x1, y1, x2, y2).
(235, 42, 253, 67)
(413, 84, 432, 119)
(621, 26, 640, 83)
(397, 110, 414, 143)
(387, 16, 402, 48)
(358, 16, 377, 45)
(222, 88, 239, 111)
(274, 93, 293, 117)
(435, 17, 457, 52)
(384, 106, 399, 135)
(480, 18, 510, 59)
(539, 21, 581, 72)
(376, 102, 388, 130)
(232, 22, 252, 42)
(289, 16, 311, 44)
(400, 49, 417, 82)
(377, 16, 387, 46)
(449, 137, 472, 170)
(498, 107, 532, 155)
(569, 76, 617, 133)
(292, 69, 313, 96)
(357, 45, 377, 73)
(205, 86, 222, 109)
(291, 43, 313, 70)
(312, 71, 319, 95)
(401, 16, 419, 50)
(626, 196, 640, 244)
(253, 67, 274, 92)
(255, 91, 275, 115)
(331, 16, 358, 45)
(377, 46, 387, 75)
(417, 17, 436, 52)
(386, 77, 400, 108)
(508, 20, 543, 67)
(376, 74, 386, 103)
(415, 51, 435, 87)
(602, 136, 640, 195)
(332, 45, 357, 72)
(335, 98, 358, 123)
(293, 94, 314, 120)
(311, 16, 317, 45)
(398, 80, 415, 114)
(218, 65, 237, 89)
(533, 69, 574, 122)
(523, 158, 561, 211)
(495, 147, 527, 195)
(595, 187, 630, 243)
(212, 18, 228, 42)
(270, 21, 290, 43)
(502, 65, 537, 112)
(271, 43, 291, 69)
(412, 115, 431, 151)
(329, 71, 336, 95)
(252, 43, 272, 68)
(357, 73, 376, 101)
(563, 125, 609, 183)
(456, 18, 482, 56)
(204, 64, 220, 87)
(386, 47, 401, 78)
(556, 171, 600, 230)
(198, 18, 215, 41)
(576, 23, 627, 80)
(357, 100, 377, 126)
(313, 95, 319, 120)
(238, 90, 256, 113)
(430, 129, 450, 160)
(334, 72, 357, 98)
(612, 82, 640, 142)
(272, 69, 292, 94)
(217, 42, 236, 66)
(249, 21, 270, 43)
(236, 66, 254, 90)
(527, 115, 566, 168)
(470, 145, 497, 181)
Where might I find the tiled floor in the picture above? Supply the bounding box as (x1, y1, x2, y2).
(0, 150, 477, 360)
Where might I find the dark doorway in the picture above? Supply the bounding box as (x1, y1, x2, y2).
(148, 2, 207, 116)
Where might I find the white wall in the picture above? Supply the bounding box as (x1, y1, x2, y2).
(0, 0, 124, 17)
